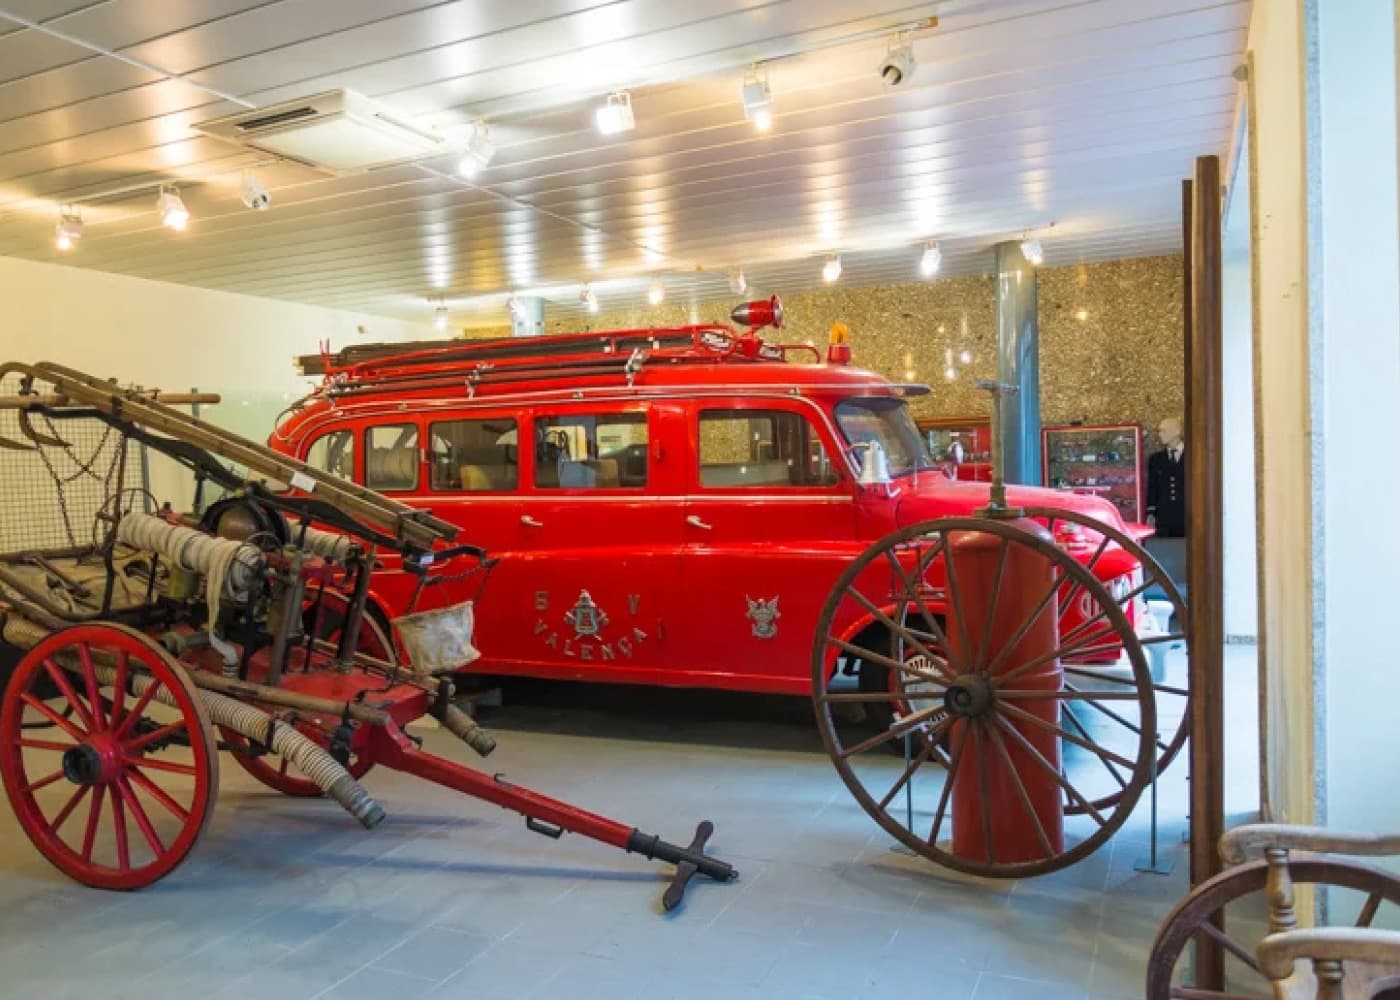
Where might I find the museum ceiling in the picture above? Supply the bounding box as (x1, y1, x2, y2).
(0, 0, 1249, 324)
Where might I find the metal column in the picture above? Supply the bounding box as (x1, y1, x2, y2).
(994, 241, 1041, 484)
(510, 296, 545, 337)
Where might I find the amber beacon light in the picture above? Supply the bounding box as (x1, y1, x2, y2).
(827, 321, 852, 365)
(729, 295, 784, 331)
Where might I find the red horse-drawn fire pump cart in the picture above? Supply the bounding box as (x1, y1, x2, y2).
(0, 361, 735, 908)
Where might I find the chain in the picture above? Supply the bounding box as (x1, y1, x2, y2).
(29, 413, 125, 550)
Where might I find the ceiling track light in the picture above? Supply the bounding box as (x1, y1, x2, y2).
(879, 38, 917, 87)
(920, 241, 942, 278)
(54, 204, 83, 251)
(579, 284, 599, 313)
(595, 91, 636, 136)
(728, 266, 748, 295)
(741, 66, 773, 132)
(156, 185, 189, 231)
(1020, 233, 1045, 266)
(822, 253, 843, 283)
(240, 171, 271, 210)
(457, 120, 496, 178)
(647, 278, 665, 306)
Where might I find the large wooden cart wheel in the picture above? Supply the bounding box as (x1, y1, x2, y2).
(220, 591, 389, 797)
(1146, 858, 1400, 997)
(0, 624, 218, 889)
(812, 517, 1156, 878)
(1022, 506, 1190, 814)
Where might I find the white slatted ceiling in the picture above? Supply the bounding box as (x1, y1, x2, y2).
(0, 0, 1247, 326)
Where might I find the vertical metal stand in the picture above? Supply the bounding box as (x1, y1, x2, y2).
(1135, 729, 1175, 875)
(890, 730, 919, 857)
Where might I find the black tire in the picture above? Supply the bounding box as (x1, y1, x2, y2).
(855, 626, 949, 756)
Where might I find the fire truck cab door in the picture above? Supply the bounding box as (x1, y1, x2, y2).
(513, 402, 682, 682)
(676, 400, 857, 692)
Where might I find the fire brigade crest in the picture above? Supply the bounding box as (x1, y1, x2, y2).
(565, 590, 609, 638)
(746, 596, 780, 639)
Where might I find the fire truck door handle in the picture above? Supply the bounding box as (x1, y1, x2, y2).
(521, 515, 544, 528)
(686, 515, 712, 530)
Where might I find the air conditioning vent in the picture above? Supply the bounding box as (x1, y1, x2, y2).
(193, 90, 448, 174)
(234, 106, 320, 132)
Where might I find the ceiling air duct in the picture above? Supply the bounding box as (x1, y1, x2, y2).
(193, 90, 447, 174)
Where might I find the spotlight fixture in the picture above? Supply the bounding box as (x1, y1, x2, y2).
(647, 278, 665, 306)
(434, 303, 449, 332)
(741, 67, 773, 132)
(240, 171, 271, 210)
(54, 205, 83, 251)
(919, 241, 942, 278)
(456, 121, 496, 178)
(959, 349, 972, 364)
(580, 284, 599, 313)
(1020, 234, 1044, 266)
(879, 40, 917, 87)
(822, 254, 842, 283)
(595, 92, 636, 135)
(728, 266, 748, 295)
(156, 185, 189, 231)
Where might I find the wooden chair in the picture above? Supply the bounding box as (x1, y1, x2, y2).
(1147, 823, 1400, 998)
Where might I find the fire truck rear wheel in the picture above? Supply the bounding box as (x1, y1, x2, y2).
(856, 628, 949, 757)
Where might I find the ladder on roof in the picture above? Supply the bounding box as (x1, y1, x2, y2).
(297, 326, 737, 378)
(297, 325, 802, 400)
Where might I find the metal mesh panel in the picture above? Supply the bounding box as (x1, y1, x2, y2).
(0, 373, 146, 556)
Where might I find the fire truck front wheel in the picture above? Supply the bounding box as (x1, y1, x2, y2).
(855, 625, 950, 757)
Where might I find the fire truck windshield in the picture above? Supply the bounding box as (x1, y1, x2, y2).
(834, 396, 935, 477)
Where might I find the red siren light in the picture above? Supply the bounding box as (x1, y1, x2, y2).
(730, 295, 783, 331)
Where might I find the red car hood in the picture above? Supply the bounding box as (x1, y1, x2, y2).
(891, 473, 1135, 534)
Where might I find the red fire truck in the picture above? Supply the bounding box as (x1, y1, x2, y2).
(271, 300, 1143, 728)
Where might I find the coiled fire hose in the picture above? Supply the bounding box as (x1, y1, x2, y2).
(116, 514, 262, 623)
(1, 618, 384, 829)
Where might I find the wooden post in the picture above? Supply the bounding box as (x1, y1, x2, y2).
(1188, 155, 1226, 990)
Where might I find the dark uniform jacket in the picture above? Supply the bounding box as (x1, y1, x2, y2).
(1145, 448, 1186, 537)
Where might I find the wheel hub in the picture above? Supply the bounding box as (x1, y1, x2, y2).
(61, 737, 121, 785)
(942, 674, 994, 718)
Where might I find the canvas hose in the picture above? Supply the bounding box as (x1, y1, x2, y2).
(298, 526, 353, 562)
(116, 514, 262, 623)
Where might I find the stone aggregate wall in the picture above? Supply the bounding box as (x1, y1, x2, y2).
(468, 254, 1184, 445)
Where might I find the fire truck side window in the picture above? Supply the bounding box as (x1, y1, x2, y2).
(698, 409, 837, 488)
(533, 412, 647, 489)
(304, 429, 354, 480)
(364, 423, 419, 492)
(430, 418, 518, 492)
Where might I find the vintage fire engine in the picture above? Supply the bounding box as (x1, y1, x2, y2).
(0, 361, 735, 904)
(273, 299, 1191, 880)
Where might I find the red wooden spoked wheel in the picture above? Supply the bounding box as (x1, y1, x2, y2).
(220, 592, 389, 797)
(812, 517, 1155, 878)
(0, 624, 218, 889)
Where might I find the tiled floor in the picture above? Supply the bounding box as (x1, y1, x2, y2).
(0, 647, 1260, 1000)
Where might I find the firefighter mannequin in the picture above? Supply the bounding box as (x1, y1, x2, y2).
(1145, 416, 1186, 537)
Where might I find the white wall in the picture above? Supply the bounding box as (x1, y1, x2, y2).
(1222, 136, 1259, 642)
(0, 255, 430, 507)
(1316, 0, 1400, 885)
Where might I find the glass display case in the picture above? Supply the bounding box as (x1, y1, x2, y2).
(917, 417, 992, 482)
(1041, 423, 1144, 523)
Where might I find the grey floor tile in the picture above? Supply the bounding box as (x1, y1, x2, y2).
(974, 972, 1087, 1000)
(316, 965, 438, 1000)
(372, 925, 492, 981)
